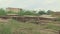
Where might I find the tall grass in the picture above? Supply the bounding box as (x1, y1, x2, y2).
(0, 20, 18, 34)
(0, 19, 41, 34)
(0, 23, 11, 34)
(45, 24, 60, 30)
(0, 19, 60, 34)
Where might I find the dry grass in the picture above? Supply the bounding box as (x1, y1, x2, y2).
(0, 19, 60, 34)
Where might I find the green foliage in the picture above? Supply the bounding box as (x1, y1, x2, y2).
(46, 10, 54, 15)
(18, 9, 25, 16)
(18, 10, 38, 16)
(24, 10, 37, 16)
(24, 11, 33, 15)
(0, 8, 54, 16)
(0, 8, 7, 16)
(38, 10, 46, 15)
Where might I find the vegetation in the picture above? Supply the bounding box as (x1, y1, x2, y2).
(0, 19, 41, 34)
(0, 19, 59, 34)
(0, 8, 59, 34)
(46, 10, 54, 15)
(18, 9, 25, 16)
(38, 10, 46, 15)
(15, 10, 54, 16)
(0, 8, 54, 16)
(0, 8, 60, 34)
(0, 8, 7, 16)
(18, 10, 38, 16)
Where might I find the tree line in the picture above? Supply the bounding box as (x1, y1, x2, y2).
(0, 8, 54, 16)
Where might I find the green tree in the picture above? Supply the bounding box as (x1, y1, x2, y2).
(24, 11, 32, 15)
(38, 10, 46, 15)
(24, 10, 38, 16)
(18, 9, 38, 16)
(32, 11, 39, 16)
(47, 10, 54, 15)
(0, 8, 6, 16)
(18, 9, 25, 16)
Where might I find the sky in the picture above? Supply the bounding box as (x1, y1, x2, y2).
(0, 0, 60, 11)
